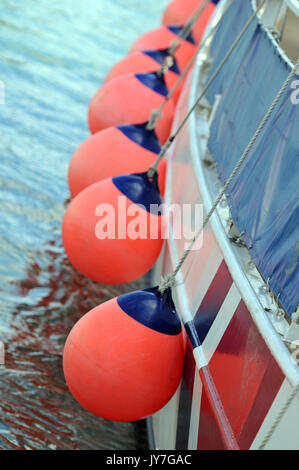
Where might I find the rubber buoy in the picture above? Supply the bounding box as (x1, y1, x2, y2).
(104, 49, 182, 104)
(63, 287, 185, 421)
(62, 172, 164, 284)
(163, 0, 218, 44)
(68, 123, 166, 198)
(88, 71, 174, 145)
(129, 25, 197, 73)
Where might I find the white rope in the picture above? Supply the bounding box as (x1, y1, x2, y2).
(146, 109, 163, 132)
(159, 59, 299, 294)
(156, 55, 175, 78)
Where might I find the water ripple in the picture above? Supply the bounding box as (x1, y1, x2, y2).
(0, 0, 167, 450)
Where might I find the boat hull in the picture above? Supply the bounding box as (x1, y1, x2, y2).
(150, 0, 299, 450)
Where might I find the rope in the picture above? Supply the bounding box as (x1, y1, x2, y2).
(147, 0, 266, 174)
(258, 383, 299, 450)
(146, 109, 163, 132)
(156, 55, 175, 78)
(159, 58, 299, 294)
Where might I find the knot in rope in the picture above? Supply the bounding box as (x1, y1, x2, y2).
(146, 137, 174, 179)
(146, 109, 163, 131)
(157, 55, 174, 77)
(147, 166, 157, 180)
(159, 273, 178, 295)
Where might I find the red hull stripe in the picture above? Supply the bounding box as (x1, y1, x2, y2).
(198, 365, 240, 450)
(174, 257, 284, 450)
(207, 300, 284, 449)
(197, 384, 227, 450)
(192, 260, 232, 345)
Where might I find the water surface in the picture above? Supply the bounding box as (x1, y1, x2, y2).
(0, 0, 167, 450)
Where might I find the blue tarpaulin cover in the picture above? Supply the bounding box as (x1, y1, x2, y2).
(206, 0, 298, 317)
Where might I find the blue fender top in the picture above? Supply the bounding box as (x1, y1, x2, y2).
(166, 25, 195, 45)
(112, 172, 162, 213)
(134, 71, 169, 97)
(142, 48, 181, 75)
(117, 287, 182, 335)
(116, 122, 162, 154)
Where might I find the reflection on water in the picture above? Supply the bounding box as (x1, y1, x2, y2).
(0, 0, 167, 450)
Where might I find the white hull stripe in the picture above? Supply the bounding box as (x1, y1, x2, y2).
(203, 283, 241, 363)
(184, 259, 233, 349)
(187, 371, 203, 450)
